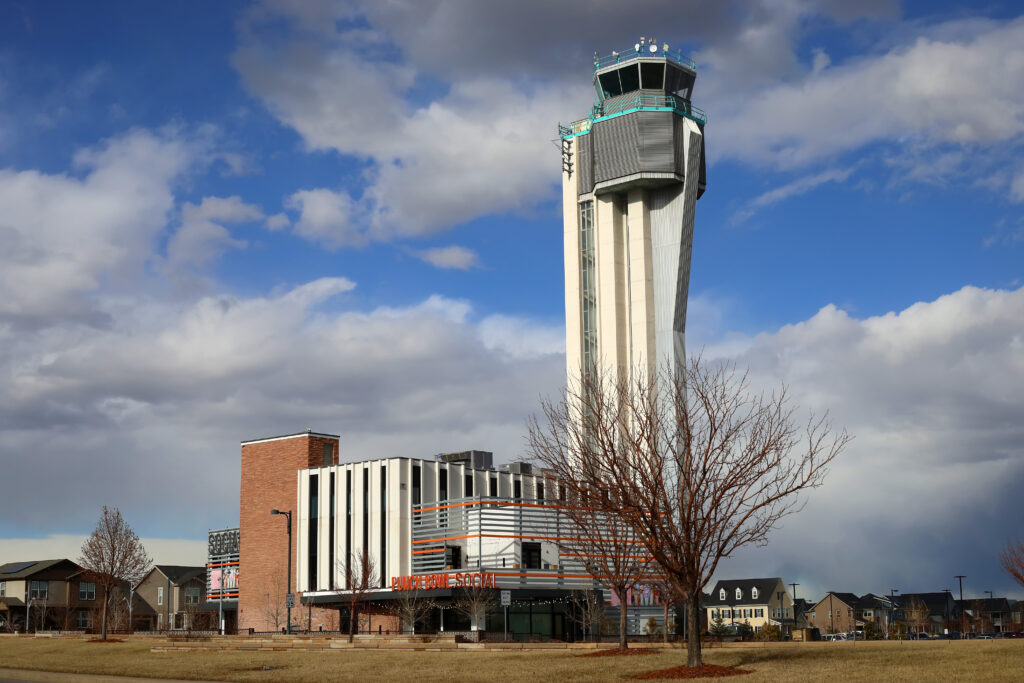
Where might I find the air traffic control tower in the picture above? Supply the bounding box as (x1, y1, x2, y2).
(559, 38, 706, 388)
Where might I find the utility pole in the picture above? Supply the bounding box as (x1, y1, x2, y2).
(889, 589, 899, 640)
(789, 583, 799, 638)
(954, 576, 966, 636)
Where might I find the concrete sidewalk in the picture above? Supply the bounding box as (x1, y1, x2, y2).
(0, 669, 222, 683)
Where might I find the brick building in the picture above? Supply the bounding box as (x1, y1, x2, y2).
(238, 430, 341, 632)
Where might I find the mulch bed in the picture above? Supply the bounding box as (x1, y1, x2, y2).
(86, 638, 125, 643)
(580, 648, 661, 657)
(633, 664, 753, 679)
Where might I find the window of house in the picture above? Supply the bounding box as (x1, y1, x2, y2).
(185, 586, 200, 605)
(722, 609, 730, 619)
(752, 587, 758, 600)
(719, 588, 726, 601)
(76, 609, 91, 629)
(755, 608, 764, 618)
(513, 479, 522, 500)
(157, 587, 164, 605)
(736, 588, 742, 600)
(744, 608, 752, 618)
(323, 443, 333, 466)
(711, 609, 719, 618)
(490, 477, 498, 497)
(522, 542, 542, 569)
(536, 482, 544, 500)
(465, 473, 473, 497)
(0, 581, 5, 597)
(30, 580, 47, 600)
(79, 582, 96, 600)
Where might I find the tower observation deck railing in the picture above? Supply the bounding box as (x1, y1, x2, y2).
(560, 93, 707, 139)
(594, 47, 697, 73)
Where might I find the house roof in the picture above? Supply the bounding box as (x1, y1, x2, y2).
(956, 598, 1011, 613)
(817, 592, 860, 609)
(705, 578, 784, 606)
(155, 565, 206, 585)
(0, 559, 79, 579)
(855, 593, 894, 609)
(900, 592, 954, 614)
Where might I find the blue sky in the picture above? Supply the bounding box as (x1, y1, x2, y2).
(1, 1, 1023, 602)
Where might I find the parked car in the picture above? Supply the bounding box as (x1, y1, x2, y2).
(976, 634, 994, 640)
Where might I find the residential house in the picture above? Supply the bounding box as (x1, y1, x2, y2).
(704, 578, 794, 635)
(855, 593, 897, 636)
(807, 592, 861, 634)
(957, 597, 1012, 634)
(0, 559, 109, 632)
(899, 592, 958, 635)
(135, 565, 211, 630)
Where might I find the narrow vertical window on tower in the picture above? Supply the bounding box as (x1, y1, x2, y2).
(345, 470, 352, 588)
(579, 200, 597, 375)
(329, 472, 336, 590)
(308, 474, 318, 590)
(379, 465, 386, 588)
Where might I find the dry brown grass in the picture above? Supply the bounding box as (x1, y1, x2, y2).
(0, 638, 1022, 682)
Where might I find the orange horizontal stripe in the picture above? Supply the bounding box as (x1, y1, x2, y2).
(205, 561, 240, 568)
(560, 553, 653, 560)
(411, 548, 445, 555)
(415, 500, 569, 514)
(492, 572, 591, 579)
(413, 532, 642, 545)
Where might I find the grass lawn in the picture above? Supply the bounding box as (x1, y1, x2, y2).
(1, 638, 1022, 682)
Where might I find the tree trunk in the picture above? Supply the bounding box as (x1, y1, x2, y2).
(664, 601, 670, 644)
(101, 587, 109, 640)
(687, 594, 702, 667)
(348, 605, 355, 643)
(616, 587, 628, 649)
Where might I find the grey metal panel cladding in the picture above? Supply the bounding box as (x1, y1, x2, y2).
(637, 112, 674, 170)
(592, 112, 678, 187)
(578, 133, 594, 194)
(593, 115, 639, 182)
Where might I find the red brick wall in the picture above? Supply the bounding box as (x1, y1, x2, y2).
(238, 433, 338, 632)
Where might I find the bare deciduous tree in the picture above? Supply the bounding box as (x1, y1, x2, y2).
(529, 358, 849, 667)
(567, 589, 605, 642)
(1001, 538, 1024, 590)
(262, 567, 287, 631)
(337, 549, 378, 642)
(554, 493, 654, 648)
(388, 589, 436, 634)
(905, 597, 930, 635)
(453, 585, 497, 635)
(78, 506, 152, 640)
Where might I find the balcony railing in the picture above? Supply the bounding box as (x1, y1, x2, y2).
(560, 93, 707, 139)
(594, 46, 697, 73)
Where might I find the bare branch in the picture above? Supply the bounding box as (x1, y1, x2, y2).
(529, 356, 850, 666)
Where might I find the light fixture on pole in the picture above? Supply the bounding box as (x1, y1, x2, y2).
(270, 509, 293, 634)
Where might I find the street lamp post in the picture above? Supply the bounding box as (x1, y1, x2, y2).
(270, 509, 293, 634)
